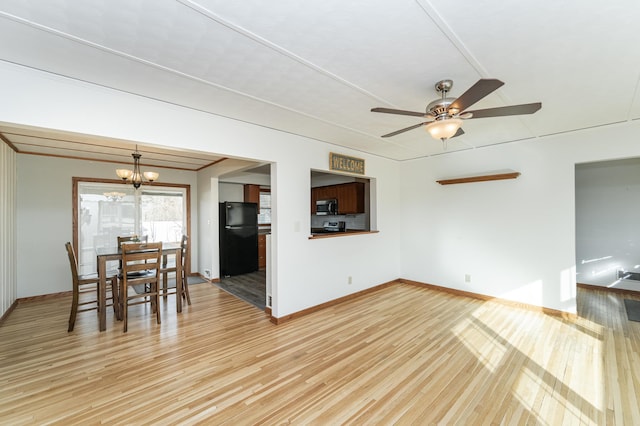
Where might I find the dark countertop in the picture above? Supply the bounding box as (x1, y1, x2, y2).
(310, 227, 352, 234)
(310, 227, 340, 234)
(309, 228, 373, 239)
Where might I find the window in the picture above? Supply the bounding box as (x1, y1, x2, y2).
(258, 189, 271, 225)
(74, 179, 189, 275)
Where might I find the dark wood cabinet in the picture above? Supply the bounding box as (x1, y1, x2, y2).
(311, 185, 337, 213)
(244, 184, 260, 204)
(336, 182, 364, 214)
(258, 234, 266, 269)
(311, 182, 365, 214)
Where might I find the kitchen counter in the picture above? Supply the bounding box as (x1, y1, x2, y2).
(310, 227, 339, 234)
(309, 229, 379, 239)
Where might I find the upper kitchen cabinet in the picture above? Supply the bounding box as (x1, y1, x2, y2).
(244, 184, 260, 204)
(311, 182, 365, 214)
(311, 185, 336, 212)
(335, 182, 364, 214)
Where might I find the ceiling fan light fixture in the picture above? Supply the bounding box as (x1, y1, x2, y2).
(426, 118, 463, 140)
(371, 78, 540, 142)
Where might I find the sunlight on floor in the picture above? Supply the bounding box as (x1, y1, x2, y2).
(513, 366, 585, 424)
(452, 317, 507, 374)
(453, 302, 605, 423)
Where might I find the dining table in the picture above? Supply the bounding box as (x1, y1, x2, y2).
(96, 242, 183, 331)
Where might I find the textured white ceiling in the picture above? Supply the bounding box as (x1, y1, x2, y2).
(1, 0, 640, 162)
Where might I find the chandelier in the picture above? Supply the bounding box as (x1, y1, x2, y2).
(103, 191, 126, 202)
(115, 147, 159, 189)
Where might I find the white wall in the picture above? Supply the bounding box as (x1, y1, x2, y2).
(7, 58, 640, 317)
(220, 171, 271, 186)
(16, 154, 198, 297)
(400, 121, 640, 314)
(0, 141, 17, 316)
(218, 182, 244, 202)
(1, 62, 401, 318)
(576, 158, 640, 290)
(196, 168, 218, 281)
(311, 172, 357, 187)
(10, 61, 638, 317)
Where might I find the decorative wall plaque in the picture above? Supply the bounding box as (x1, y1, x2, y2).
(329, 152, 365, 175)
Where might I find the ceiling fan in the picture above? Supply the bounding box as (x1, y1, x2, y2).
(371, 79, 541, 141)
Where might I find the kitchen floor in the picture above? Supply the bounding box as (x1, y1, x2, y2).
(215, 270, 266, 310)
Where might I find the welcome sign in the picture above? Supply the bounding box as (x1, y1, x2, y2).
(329, 153, 365, 175)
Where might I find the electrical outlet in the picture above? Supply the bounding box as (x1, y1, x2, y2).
(348, 276, 353, 284)
(465, 274, 471, 283)
(204, 269, 210, 278)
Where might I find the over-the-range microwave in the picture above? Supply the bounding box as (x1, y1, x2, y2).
(316, 199, 338, 215)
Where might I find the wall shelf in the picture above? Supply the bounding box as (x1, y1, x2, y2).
(436, 172, 520, 185)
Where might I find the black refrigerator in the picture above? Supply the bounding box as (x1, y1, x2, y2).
(219, 202, 259, 276)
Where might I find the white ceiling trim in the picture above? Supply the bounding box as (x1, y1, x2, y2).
(414, 0, 489, 78)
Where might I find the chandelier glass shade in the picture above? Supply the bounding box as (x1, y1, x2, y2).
(116, 148, 159, 189)
(425, 118, 463, 140)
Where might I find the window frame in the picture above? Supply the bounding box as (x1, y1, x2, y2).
(72, 177, 191, 273)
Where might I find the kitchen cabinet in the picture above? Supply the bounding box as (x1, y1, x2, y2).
(244, 184, 260, 204)
(258, 234, 266, 269)
(336, 182, 364, 214)
(311, 185, 336, 212)
(311, 182, 364, 214)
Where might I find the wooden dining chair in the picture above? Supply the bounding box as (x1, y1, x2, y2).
(160, 235, 191, 305)
(117, 235, 150, 293)
(65, 242, 119, 332)
(180, 235, 192, 305)
(116, 235, 148, 268)
(116, 234, 148, 246)
(119, 242, 162, 332)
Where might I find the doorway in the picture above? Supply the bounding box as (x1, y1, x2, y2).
(216, 164, 271, 310)
(575, 158, 640, 291)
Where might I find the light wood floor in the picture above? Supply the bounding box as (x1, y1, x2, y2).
(1, 282, 639, 424)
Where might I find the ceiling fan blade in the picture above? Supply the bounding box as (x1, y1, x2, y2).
(371, 107, 428, 118)
(464, 102, 542, 119)
(448, 79, 504, 113)
(381, 122, 428, 138)
(451, 128, 465, 138)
